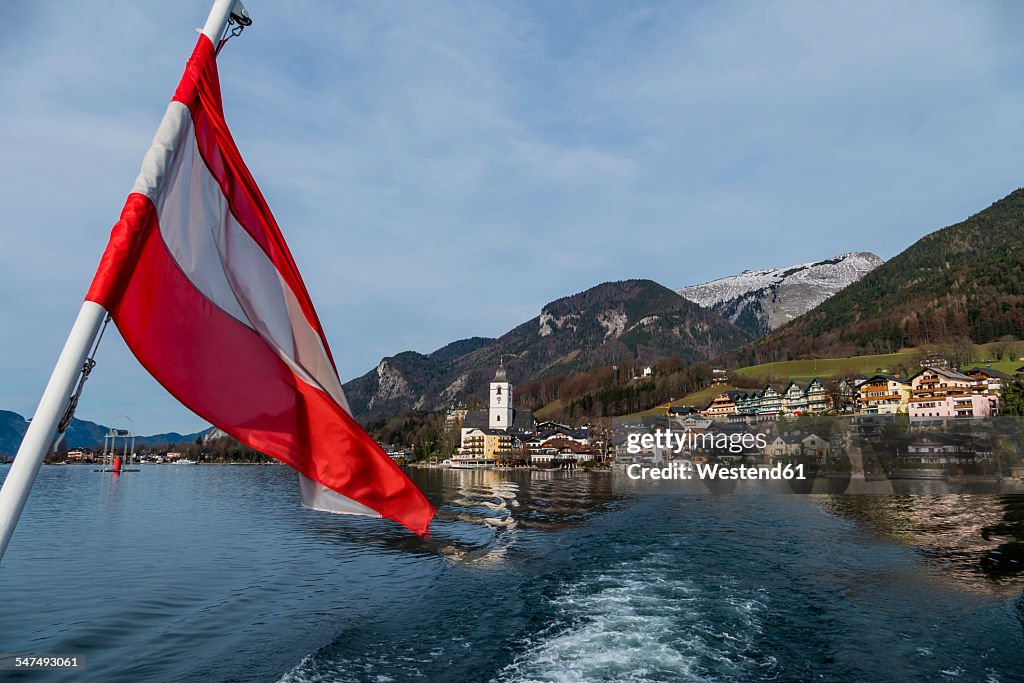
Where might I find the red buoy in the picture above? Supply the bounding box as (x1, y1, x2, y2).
(113, 456, 123, 472)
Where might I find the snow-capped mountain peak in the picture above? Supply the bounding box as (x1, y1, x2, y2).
(678, 251, 883, 335)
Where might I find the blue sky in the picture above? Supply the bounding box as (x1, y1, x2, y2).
(2, 0, 1024, 434)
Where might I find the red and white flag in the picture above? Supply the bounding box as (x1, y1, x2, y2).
(85, 35, 435, 536)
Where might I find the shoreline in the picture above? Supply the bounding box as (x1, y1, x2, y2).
(16, 462, 1024, 486)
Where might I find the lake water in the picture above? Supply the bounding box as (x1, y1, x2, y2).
(1, 464, 1023, 682)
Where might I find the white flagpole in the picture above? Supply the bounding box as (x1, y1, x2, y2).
(0, 0, 247, 563)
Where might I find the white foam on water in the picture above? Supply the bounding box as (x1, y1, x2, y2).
(278, 650, 427, 683)
(493, 555, 775, 683)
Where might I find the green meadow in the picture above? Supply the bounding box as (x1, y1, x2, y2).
(619, 342, 1023, 419)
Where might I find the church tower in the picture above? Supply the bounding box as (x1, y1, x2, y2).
(489, 359, 513, 430)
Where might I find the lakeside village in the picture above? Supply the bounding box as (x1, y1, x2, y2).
(42, 355, 1024, 481)
(431, 356, 1024, 481)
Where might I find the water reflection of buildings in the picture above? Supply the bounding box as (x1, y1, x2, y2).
(818, 494, 1024, 593)
(438, 468, 618, 534)
(445, 468, 521, 531)
(383, 468, 619, 567)
(288, 468, 619, 568)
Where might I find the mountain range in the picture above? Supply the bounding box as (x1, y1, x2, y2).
(0, 410, 207, 457)
(346, 189, 1024, 421)
(342, 280, 752, 420)
(748, 189, 1024, 362)
(678, 252, 883, 336)
(6, 189, 1021, 435)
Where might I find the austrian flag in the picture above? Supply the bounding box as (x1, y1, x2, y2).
(86, 35, 435, 536)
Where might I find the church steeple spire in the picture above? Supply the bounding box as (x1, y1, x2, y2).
(489, 359, 512, 430)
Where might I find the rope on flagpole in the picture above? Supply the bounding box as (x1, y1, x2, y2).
(217, 5, 252, 55)
(54, 314, 111, 443)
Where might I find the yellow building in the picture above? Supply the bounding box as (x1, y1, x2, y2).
(858, 375, 911, 414)
(460, 428, 516, 460)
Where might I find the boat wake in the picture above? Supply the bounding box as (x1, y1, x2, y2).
(493, 553, 777, 683)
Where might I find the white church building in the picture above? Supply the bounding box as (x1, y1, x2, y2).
(456, 361, 536, 464)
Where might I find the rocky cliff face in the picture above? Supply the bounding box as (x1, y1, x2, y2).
(342, 280, 752, 421)
(678, 252, 883, 336)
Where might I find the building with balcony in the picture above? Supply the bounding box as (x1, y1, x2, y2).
(757, 385, 784, 419)
(459, 428, 518, 460)
(964, 367, 1013, 415)
(782, 381, 808, 414)
(858, 375, 911, 415)
(702, 391, 742, 419)
(776, 379, 830, 415)
(734, 392, 760, 417)
(908, 367, 991, 421)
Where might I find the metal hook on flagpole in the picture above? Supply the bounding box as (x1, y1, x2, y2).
(54, 314, 111, 447)
(217, 4, 252, 55)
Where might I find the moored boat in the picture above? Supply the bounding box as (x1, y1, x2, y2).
(449, 452, 495, 469)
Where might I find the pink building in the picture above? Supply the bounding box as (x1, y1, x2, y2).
(908, 368, 992, 421)
(909, 394, 991, 421)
